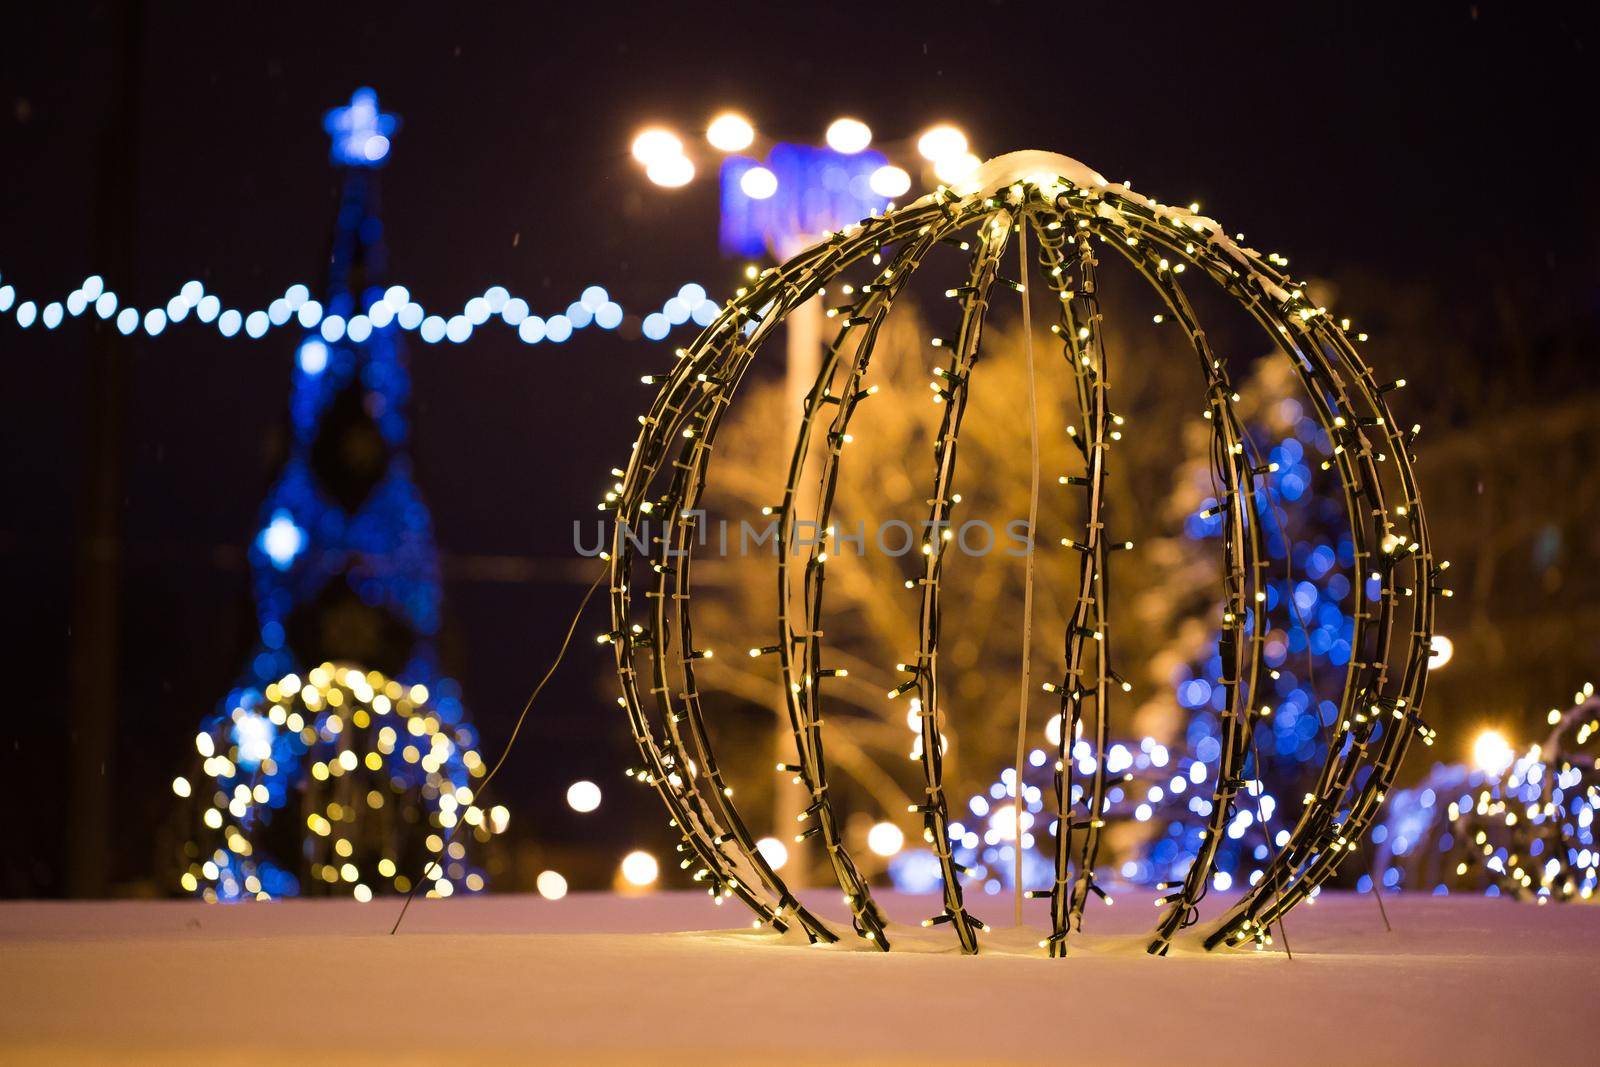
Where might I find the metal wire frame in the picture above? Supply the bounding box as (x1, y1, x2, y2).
(608, 196, 993, 948)
(778, 226, 955, 948)
(1028, 218, 1115, 955)
(1070, 188, 1439, 949)
(1092, 224, 1272, 954)
(606, 158, 1437, 956)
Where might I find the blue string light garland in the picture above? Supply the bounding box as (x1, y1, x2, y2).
(0, 269, 720, 346)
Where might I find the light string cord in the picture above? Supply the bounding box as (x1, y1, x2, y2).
(1091, 228, 1266, 952)
(1246, 730, 1293, 958)
(1221, 431, 1296, 955)
(1244, 424, 1389, 937)
(1013, 216, 1041, 926)
(1250, 419, 1396, 934)
(1098, 201, 1426, 950)
(603, 213, 946, 954)
(390, 564, 607, 935)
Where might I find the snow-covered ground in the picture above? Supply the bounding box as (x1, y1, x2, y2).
(3, 888, 1593, 1065)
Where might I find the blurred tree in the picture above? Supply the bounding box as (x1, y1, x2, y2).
(1136, 353, 1351, 888)
(1319, 271, 1600, 756)
(684, 291, 1205, 880)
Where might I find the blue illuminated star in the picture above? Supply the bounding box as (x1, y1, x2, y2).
(323, 87, 398, 167)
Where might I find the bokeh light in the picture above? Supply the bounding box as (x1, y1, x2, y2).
(916, 123, 967, 162)
(620, 850, 659, 887)
(825, 117, 872, 154)
(566, 779, 602, 813)
(739, 165, 778, 200)
(867, 821, 904, 857)
(646, 154, 694, 188)
(706, 112, 755, 152)
(933, 151, 981, 185)
(536, 870, 568, 900)
(1429, 633, 1454, 670)
(631, 127, 683, 166)
(1473, 729, 1515, 776)
(755, 836, 788, 870)
(868, 164, 911, 198)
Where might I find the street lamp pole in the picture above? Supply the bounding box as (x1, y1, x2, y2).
(630, 112, 975, 886)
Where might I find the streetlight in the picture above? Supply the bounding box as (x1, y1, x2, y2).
(626, 113, 973, 231)
(916, 123, 968, 163)
(646, 154, 694, 188)
(566, 779, 602, 813)
(867, 821, 904, 857)
(755, 836, 789, 870)
(869, 164, 911, 198)
(933, 151, 981, 186)
(825, 117, 873, 154)
(620, 850, 659, 889)
(1472, 729, 1515, 777)
(628, 109, 973, 883)
(706, 112, 755, 152)
(738, 165, 778, 200)
(631, 128, 683, 166)
(1428, 634, 1453, 670)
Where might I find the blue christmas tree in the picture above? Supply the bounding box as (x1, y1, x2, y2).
(173, 89, 500, 902)
(1136, 356, 1356, 892)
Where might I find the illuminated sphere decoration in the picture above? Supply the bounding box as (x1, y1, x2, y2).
(604, 150, 1442, 957)
(175, 664, 504, 902)
(1390, 683, 1599, 901)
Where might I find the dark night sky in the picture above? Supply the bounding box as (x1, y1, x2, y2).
(2, 1, 1597, 894)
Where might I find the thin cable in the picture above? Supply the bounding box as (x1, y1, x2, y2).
(1013, 216, 1041, 927)
(1362, 839, 1394, 931)
(1246, 729, 1293, 959)
(390, 565, 607, 935)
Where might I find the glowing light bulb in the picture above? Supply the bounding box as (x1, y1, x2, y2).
(825, 117, 872, 154)
(869, 164, 911, 198)
(566, 780, 602, 813)
(258, 510, 305, 570)
(706, 112, 755, 152)
(755, 836, 788, 870)
(298, 339, 329, 376)
(1045, 713, 1064, 747)
(536, 870, 568, 900)
(739, 166, 778, 200)
(621, 850, 659, 887)
(988, 804, 1019, 842)
(1428, 634, 1453, 670)
(867, 821, 904, 857)
(646, 154, 695, 188)
(1473, 729, 1514, 776)
(631, 127, 683, 166)
(934, 151, 981, 185)
(917, 124, 968, 162)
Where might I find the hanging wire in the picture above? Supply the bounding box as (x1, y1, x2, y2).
(391, 566, 607, 935)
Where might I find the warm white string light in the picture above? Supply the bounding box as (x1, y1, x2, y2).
(0, 270, 720, 347)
